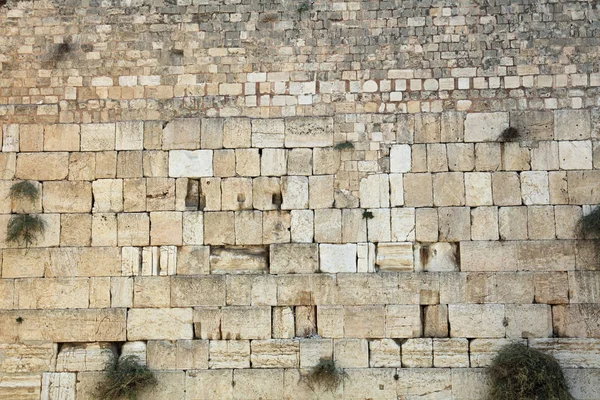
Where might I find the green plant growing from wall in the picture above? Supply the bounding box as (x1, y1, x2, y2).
(6, 214, 46, 247)
(97, 355, 157, 400)
(297, 1, 311, 13)
(9, 181, 39, 203)
(362, 210, 374, 219)
(304, 357, 347, 392)
(577, 205, 600, 239)
(334, 141, 354, 150)
(487, 343, 573, 400)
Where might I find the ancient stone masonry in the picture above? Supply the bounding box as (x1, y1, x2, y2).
(1, 0, 600, 398)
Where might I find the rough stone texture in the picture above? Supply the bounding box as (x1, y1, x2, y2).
(2, 1, 600, 397)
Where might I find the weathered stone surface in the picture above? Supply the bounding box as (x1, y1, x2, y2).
(270, 244, 318, 274)
(385, 304, 421, 337)
(369, 339, 401, 368)
(169, 150, 213, 177)
(15, 277, 89, 309)
(251, 339, 299, 368)
(415, 242, 459, 272)
(396, 368, 452, 399)
(55, 343, 115, 372)
(233, 369, 284, 400)
(127, 308, 193, 340)
(171, 276, 226, 307)
(162, 118, 200, 149)
(210, 246, 268, 274)
(530, 339, 600, 368)
(448, 304, 505, 338)
(464, 112, 509, 142)
(555, 109, 591, 140)
(16, 153, 68, 181)
(433, 338, 469, 367)
(221, 306, 270, 340)
(0, 343, 57, 373)
(376, 242, 413, 271)
(0, 373, 41, 399)
(402, 338, 433, 367)
(0, 309, 125, 342)
(41, 372, 76, 400)
(319, 244, 356, 273)
(285, 117, 333, 147)
(554, 305, 600, 338)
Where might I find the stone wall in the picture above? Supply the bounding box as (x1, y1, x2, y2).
(1, 0, 600, 399)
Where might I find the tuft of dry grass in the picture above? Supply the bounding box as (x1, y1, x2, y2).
(487, 343, 573, 400)
(304, 358, 346, 392)
(577, 206, 600, 239)
(9, 181, 39, 203)
(6, 214, 45, 247)
(97, 355, 157, 400)
(498, 127, 520, 142)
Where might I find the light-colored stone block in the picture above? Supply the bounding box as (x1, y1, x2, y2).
(464, 112, 509, 142)
(127, 308, 193, 340)
(448, 304, 505, 338)
(169, 150, 213, 177)
(162, 118, 200, 149)
(80, 123, 115, 151)
(285, 117, 333, 147)
(319, 244, 356, 273)
(390, 144, 411, 173)
(376, 242, 413, 271)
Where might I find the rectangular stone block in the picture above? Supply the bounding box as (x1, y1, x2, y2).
(56, 343, 115, 372)
(469, 338, 526, 367)
(16, 152, 68, 181)
(554, 304, 600, 338)
(169, 150, 213, 177)
(209, 246, 268, 274)
(209, 340, 250, 369)
(15, 278, 89, 309)
(0, 309, 126, 342)
(402, 338, 433, 367)
(251, 339, 299, 368)
(186, 370, 233, 400)
(319, 244, 356, 273)
(80, 123, 115, 151)
(127, 308, 193, 340)
(170, 276, 226, 307)
(284, 117, 333, 147)
(464, 112, 509, 142)
(448, 304, 505, 338)
(221, 306, 271, 340)
(376, 242, 413, 271)
(270, 244, 318, 274)
(433, 338, 469, 367)
(385, 305, 421, 338)
(0, 342, 57, 373)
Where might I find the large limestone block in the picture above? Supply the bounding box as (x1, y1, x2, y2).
(288, 148, 313, 176)
(433, 172, 465, 206)
(555, 109, 591, 140)
(510, 110, 554, 140)
(335, 274, 397, 306)
(299, 339, 333, 368)
(233, 369, 284, 400)
(136, 371, 185, 400)
(151, 212, 182, 246)
(390, 207, 414, 242)
(186, 370, 233, 400)
(133, 276, 170, 308)
(221, 177, 253, 210)
(171, 276, 226, 307)
(396, 368, 452, 398)
(80, 124, 116, 151)
(344, 306, 385, 338)
(162, 118, 200, 149)
(369, 339, 401, 368)
(273, 306, 295, 338)
(343, 369, 397, 400)
(414, 113, 441, 143)
(415, 242, 459, 272)
(283, 369, 342, 400)
(521, 171, 550, 205)
(43, 181, 92, 213)
(55, 343, 115, 372)
(309, 175, 334, 209)
(464, 112, 509, 142)
(0, 343, 57, 373)
(448, 304, 505, 338)
(281, 176, 308, 209)
(559, 140, 593, 170)
(314, 209, 341, 243)
(404, 173, 433, 207)
(210, 246, 268, 274)
(569, 271, 600, 303)
(366, 208, 391, 243)
(15, 278, 89, 309)
(390, 144, 411, 173)
(385, 304, 421, 337)
(451, 369, 489, 400)
(221, 306, 271, 340)
(402, 338, 433, 367)
(261, 148, 287, 176)
(530, 339, 600, 369)
(359, 174, 390, 208)
(176, 246, 210, 275)
(313, 148, 340, 175)
(567, 170, 600, 204)
(193, 307, 222, 340)
(438, 207, 471, 241)
(41, 372, 76, 400)
(0, 373, 41, 399)
(291, 209, 314, 243)
(127, 308, 193, 340)
(270, 244, 318, 274)
(169, 150, 213, 177)
(433, 338, 469, 367)
(564, 368, 600, 400)
(333, 338, 368, 369)
(44, 124, 80, 151)
(204, 212, 235, 245)
(121, 341, 147, 364)
(316, 306, 344, 338)
(319, 244, 356, 273)
(398, 273, 440, 305)
(0, 309, 126, 342)
(46, 247, 121, 277)
(117, 213, 150, 246)
(554, 305, 600, 338)
(505, 304, 552, 339)
(209, 341, 250, 369)
(115, 120, 143, 150)
(424, 304, 449, 338)
(16, 153, 68, 181)
(285, 117, 333, 147)
(251, 339, 299, 368)
(223, 118, 251, 148)
(376, 242, 413, 271)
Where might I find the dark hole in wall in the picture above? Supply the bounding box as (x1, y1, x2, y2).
(185, 179, 200, 210)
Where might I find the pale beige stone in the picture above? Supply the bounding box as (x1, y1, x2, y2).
(291, 209, 314, 243)
(91, 213, 117, 247)
(16, 152, 68, 181)
(438, 207, 470, 241)
(402, 338, 433, 367)
(553, 305, 600, 337)
(385, 304, 421, 337)
(403, 173, 433, 207)
(80, 123, 115, 151)
(235, 148, 260, 177)
(449, 304, 505, 338)
(344, 305, 385, 338)
(19, 125, 43, 152)
(367, 208, 391, 242)
(313, 148, 340, 175)
(299, 339, 333, 368)
(273, 306, 295, 339)
(555, 109, 591, 140)
(162, 118, 200, 149)
(475, 142, 501, 171)
(433, 338, 469, 367)
(263, 211, 291, 244)
(0, 342, 57, 373)
(213, 149, 235, 177)
(469, 338, 526, 367)
(95, 151, 117, 179)
(471, 206, 499, 240)
(334, 339, 368, 368)
(308, 175, 334, 209)
(287, 148, 313, 176)
(465, 172, 492, 206)
(201, 118, 224, 149)
(270, 244, 318, 274)
(376, 242, 413, 271)
(0, 309, 126, 342)
(251, 339, 299, 368)
(150, 212, 182, 246)
(281, 176, 308, 209)
(414, 113, 441, 143)
(171, 276, 226, 307)
(223, 118, 251, 148)
(44, 124, 80, 151)
(221, 306, 270, 340)
(252, 177, 281, 210)
(433, 172, 465, 206)
(56, 343, 115, 372)
(447, 143, 474, 171)
(186, 370, 234, 400)
(261, 148, 287, 176)
(116, 213, 149, 246)
(233, 369, 283, 400)
(133, 276, 170, 308)
(424, 304, 449, 338)
(123, 178, 146, 212)
(15, 278, 89, 309)
(116, 151, 143, 178)
(369, 339, 401, 368)
(127, 308, 193, 340)
(499, 206, 528, 240)
(0, 373, 41, 399)
(41, 372, 76, 400)
(396, 368, 452, 398)
(464, 112, 509, 142)
(415, 208, 438, 242)
(285, 117, 333, 147)
(343, 369, 396, 400)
